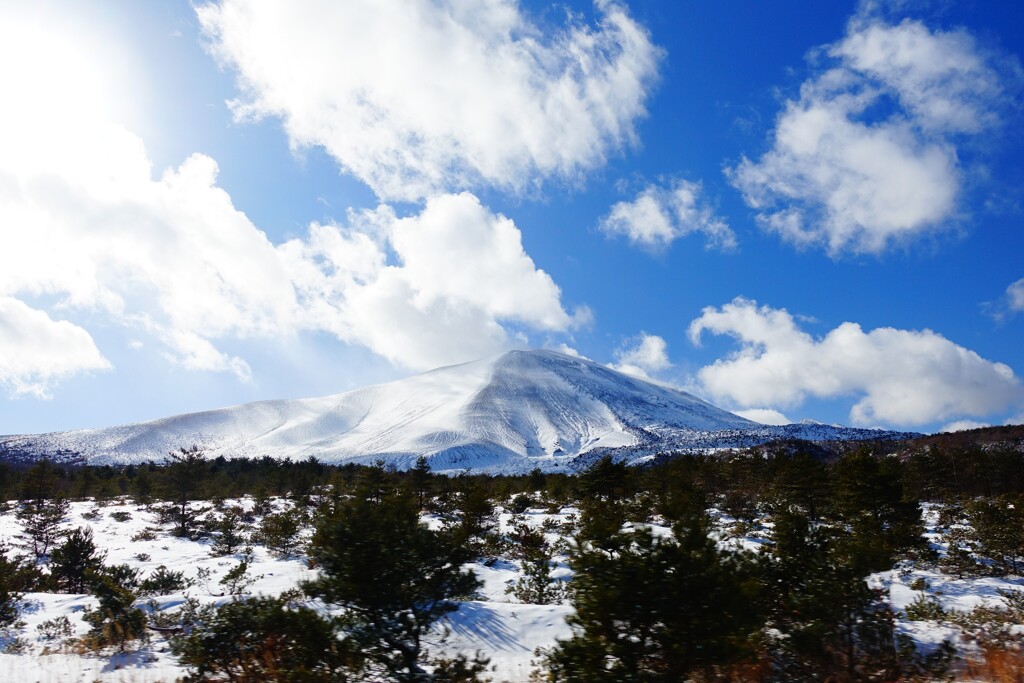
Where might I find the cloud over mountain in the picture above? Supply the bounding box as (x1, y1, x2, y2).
(0, 10, 579, 393)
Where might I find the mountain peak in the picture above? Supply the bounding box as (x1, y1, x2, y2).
(0, 350, 913, 472)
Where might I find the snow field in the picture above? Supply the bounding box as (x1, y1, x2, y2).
(0, 497, 1019, 681)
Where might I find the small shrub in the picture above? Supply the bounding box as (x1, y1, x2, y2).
(508, 494, 532, 515)
(131, 528, 159, 542)
(139, 565, 189, 596)
(909, 577, 929, 591)
(172, 596, 349, 682)
(541, 517, 560, 532)
(109, 510, 132, 523)
(82, 575, 148, 652)
(81, 508, 102, 521)
(998, 588, 1024, 618)
(1, 636, 29, 654)
(257, 509, 304, 558)
(145, 597, 214, 631)
(219, 560, 259, 596)
(134, 553, 151, 563)
(36, 615, 74, 641)
(905, 594, 946, 621)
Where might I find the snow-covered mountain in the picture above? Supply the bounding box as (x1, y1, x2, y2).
(0, 350, 913, 472)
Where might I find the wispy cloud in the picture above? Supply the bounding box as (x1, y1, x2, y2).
(1005, 278, 1024, 315)
(610, 333, 671, 379)
(198, 0, 662, 201)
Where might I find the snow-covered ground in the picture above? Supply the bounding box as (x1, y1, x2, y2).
(0, 498, 1020, 682)
(0, 498, 578, 683)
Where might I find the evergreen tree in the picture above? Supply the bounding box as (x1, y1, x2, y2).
(456, 478, 497, 556)
(830, 450, 924, 571)
(16, 460, 69, 558)
(0, 541, 42, 627)
(132, 465, 154, 505)
(505, 521, 562, 605)
(173, 596, 350, 682)
(82, 574, 148, 652)
(966, 496, 1024, 573)
(546, 514, 761, 681)
(577, 455, 628, 501)
(210, 510, 247, 556)
(50, 527, 106, 594)
(165, 446, 208, 537)
(410, 455, 433, 510)
(766, 507, 904, 681)
(771, 451, 828, 520)
(258, 508, 304, 558)
(304, 492, 482, 682)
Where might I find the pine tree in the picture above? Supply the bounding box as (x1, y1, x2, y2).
(258, 508, 304, 558)
(210, 510, 247, 556)
(173, 596, 350, 682)
(766, 506, 904, 680)
(16, 460, 69, 558)
(82, 574, 148, 652)
(578, 455, 628, 501)
(164, 445, 207, 538)
(505, 521, 562, 605)
(966, 496, 1024, 573)
(0, 541, 42, 627)
(410, 455, 432, 510)
(304, 492, 482, 681)
(547, 514, 761, 681)
(772, 451, 828, 520)
(50, 527, 106, 594)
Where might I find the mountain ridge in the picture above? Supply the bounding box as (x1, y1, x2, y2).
(0, 350, 917, 472)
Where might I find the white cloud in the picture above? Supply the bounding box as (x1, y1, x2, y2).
(689, 297, 1023, 427)
(1, 137, 577, 382)
(610, 333, 671, 379)
(728, 11, 1012, 255)
(197, 0, 661, 201)
(0, 298, 110, 398)
(283, 194, 579, 370)
(1007, 278, 1024, 313)
(600, 179, 735, 251)
(549, 343, 586, 360)
(940, 420, 989, 433)
(734, 408, 791, 426)
(0, 137, 299, 379)
(983, 277, 1024, 322)
(0, 12, 581, 395)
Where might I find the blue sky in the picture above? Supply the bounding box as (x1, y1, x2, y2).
(2, 0, 1023, 435)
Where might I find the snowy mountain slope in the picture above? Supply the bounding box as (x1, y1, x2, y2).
(0, 350, 911, 472)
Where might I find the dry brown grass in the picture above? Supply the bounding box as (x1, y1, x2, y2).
(959, 643, 1024, 683)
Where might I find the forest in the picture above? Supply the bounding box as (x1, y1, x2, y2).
(0, 435, 1022, 682)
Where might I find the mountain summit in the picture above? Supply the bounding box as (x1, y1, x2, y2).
(0, 350, 910, 472)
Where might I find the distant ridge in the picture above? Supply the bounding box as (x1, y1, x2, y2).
(0, 350, 917, 473)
